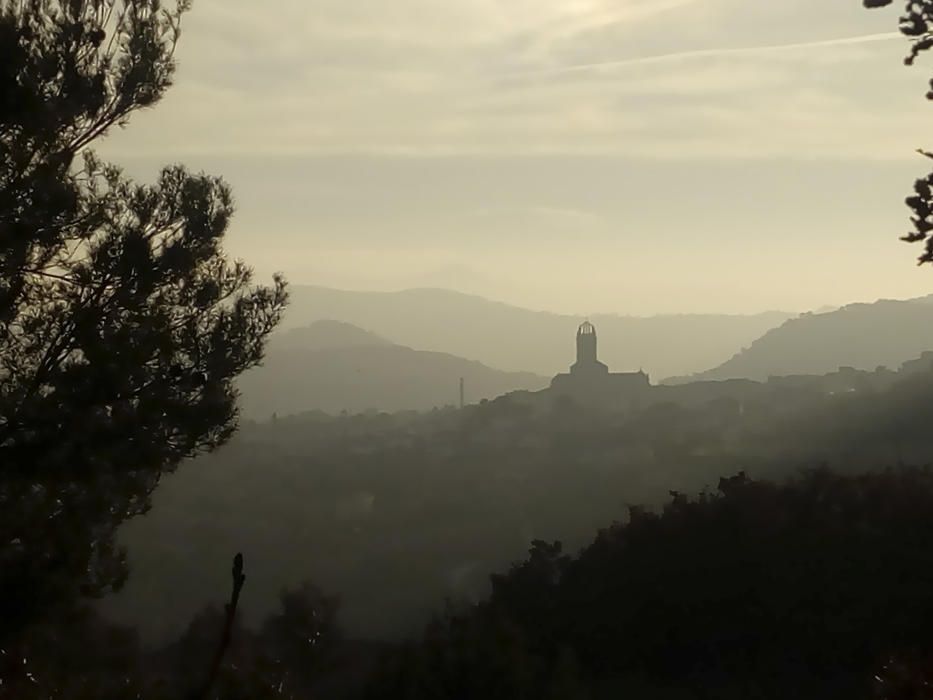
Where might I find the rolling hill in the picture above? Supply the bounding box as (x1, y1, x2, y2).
(281, 286, 796, 380)
(678, 296, 933, 382)
(237, 320, 547, 418)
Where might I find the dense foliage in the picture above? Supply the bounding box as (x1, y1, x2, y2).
(0, 0, 287, 687)
(14, 457, 933, 698)
(371, 467, 933, 699)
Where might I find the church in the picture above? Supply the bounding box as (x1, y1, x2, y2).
(549, 321, 651, 406)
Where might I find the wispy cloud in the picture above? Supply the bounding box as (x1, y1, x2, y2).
(514, 32, 901, 77)
(100, 1, 923, 161)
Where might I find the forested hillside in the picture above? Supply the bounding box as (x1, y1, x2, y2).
(103, 364, 933, 647)
(679, 297, 933, 382)
(237, 320, 548, 417)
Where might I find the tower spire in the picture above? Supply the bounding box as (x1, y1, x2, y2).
(576, 320, 598, 366)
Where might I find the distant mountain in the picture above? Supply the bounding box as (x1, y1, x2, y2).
(678, 296, 933, 383)
(272, 320, 392, 351)
(239, 320, 547, 418)
(281, 286, 796, 380)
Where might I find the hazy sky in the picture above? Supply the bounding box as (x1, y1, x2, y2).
(100, 0, 933, 315)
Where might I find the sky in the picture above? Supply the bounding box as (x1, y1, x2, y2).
(100, 0, 933, 316)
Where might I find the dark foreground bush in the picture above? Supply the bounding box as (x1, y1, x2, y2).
(369, 468, 933, 700)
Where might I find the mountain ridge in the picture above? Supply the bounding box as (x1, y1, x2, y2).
(281, 285, 798, 379)
(239, 319, 547, 418)
(673, 295, 933, 383)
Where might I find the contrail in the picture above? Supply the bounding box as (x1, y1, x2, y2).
(510, 32, 902, 78)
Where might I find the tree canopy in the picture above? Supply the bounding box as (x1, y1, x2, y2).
(0, 0, 287, 660)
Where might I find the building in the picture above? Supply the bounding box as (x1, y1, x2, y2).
(549, 321, 650, 406)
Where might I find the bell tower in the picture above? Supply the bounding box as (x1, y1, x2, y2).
(571, 321, 608, 374)
(551, 320, 650, 401)
(576, 321, 598, 365)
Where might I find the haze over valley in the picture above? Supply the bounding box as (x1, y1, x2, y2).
(241, 287, 933, 409)
(237, 319, 547, 417)
(280, 285, 796, 379)
(10, 1, 933, 698)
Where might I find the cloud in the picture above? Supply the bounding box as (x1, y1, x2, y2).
(513, 32, 901, 77)
(99, 0, 926, 161)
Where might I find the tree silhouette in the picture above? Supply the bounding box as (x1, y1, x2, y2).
(866, 0, 933, 265)
(0, 0, 287, 667)
(372, 467, 933, 699)
(865, 1, 933, 71)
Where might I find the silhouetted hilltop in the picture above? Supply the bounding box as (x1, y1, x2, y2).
(238, 320, 546, 418)
(283, 286, 795, 379)
(271, 319, 393, 350)
(678, 296, 933, 382)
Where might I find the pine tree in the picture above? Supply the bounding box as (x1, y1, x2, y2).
(865, 0, 933, 262)
(0, 0, 287, 659)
